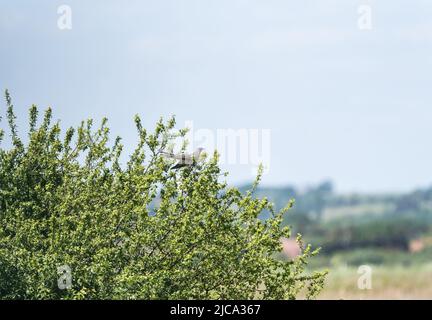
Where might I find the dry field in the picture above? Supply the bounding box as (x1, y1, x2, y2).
(317, 263, 432, 300)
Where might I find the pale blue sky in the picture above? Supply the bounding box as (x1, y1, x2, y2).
(1, 1, 432, 193)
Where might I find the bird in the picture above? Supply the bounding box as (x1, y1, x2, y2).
(161, 147, 204, 170)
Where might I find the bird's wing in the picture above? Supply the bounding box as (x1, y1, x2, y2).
(183, 158, 193, 165)
(173, 153, 192, 161)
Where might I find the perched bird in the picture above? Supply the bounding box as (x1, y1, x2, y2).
(161, 147, 204, 169)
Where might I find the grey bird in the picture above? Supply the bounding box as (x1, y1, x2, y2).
(161, 147, 204, 170)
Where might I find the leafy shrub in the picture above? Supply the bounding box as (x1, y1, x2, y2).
(0, 91, 326, 299)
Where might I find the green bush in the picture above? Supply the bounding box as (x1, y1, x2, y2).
(0, 91, 326, 299)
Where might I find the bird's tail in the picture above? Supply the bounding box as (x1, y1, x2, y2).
(160, 151, 175, 158)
